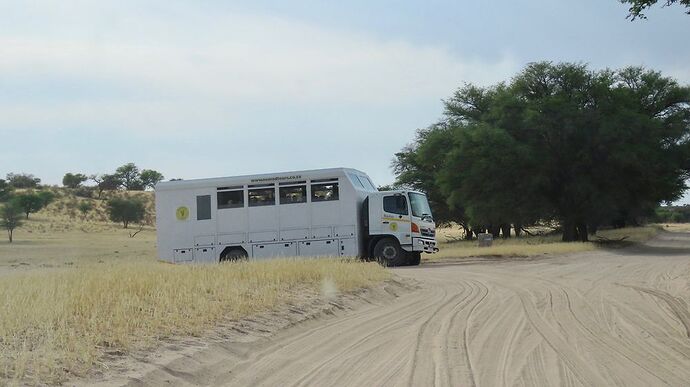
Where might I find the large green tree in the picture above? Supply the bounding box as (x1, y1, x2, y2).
(621, 0, 690, 19)
(395, 62, 690, 241)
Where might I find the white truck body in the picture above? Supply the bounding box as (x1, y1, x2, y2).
(155, 167, 437, 265)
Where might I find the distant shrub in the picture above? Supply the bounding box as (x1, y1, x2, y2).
(73, 186, 95, 199)
(36, 190, 56, 207)
(62, 173, 88, 189)
(6, 173, 41, 188)
(106, 197, 145, 228)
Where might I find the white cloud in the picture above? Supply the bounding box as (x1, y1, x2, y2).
(0, 3, 518, 134)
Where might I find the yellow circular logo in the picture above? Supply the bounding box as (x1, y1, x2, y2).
(176, 206, 189, 220)
(390, 222, 398, 231)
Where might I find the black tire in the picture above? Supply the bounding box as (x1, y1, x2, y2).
(373, 238, 407, 267)
(406, 252, 421, 266)
(220, 247, 248, 262)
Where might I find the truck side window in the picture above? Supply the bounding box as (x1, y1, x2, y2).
(196, 195, 212, 220)
(279, 185, 307, 204)
(383, 195, 408, 215)
(248, 187, 275, 207)
(311, 182, 339, 202)
(217, 190, 244, 209)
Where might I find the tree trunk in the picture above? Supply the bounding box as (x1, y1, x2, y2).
(501, 224, 512, 239)
(514, 224, 523, 238)
(577, 223, 589, 242)
(489, 225, 500, 238)
(589, 223, 598, 236)
(562, 219, 578, 242)
(8, 229, 13, 243)
(462, 225, 472, 240)
(123, 220, 129, 229)
(25, 212, 30, 219)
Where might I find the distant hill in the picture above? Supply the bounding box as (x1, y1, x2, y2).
(17, 187, 155, 234)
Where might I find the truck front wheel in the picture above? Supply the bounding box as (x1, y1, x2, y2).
(373, 238, 407, 267)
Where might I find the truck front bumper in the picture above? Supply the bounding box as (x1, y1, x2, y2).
(413, 237, 438, 253)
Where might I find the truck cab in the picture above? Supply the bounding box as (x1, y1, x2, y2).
(364, 190, 438, 266)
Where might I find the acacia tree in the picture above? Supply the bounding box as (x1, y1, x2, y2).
(90, 174, 122, 199)
(107, 197, 145, 228)
(6, 173, 40, 188)
(62, 173, 88, 188)
(621, 0, 690, 19)
(0, 180, 12, 202)
(1, 202, 22, 242)
(140, 169, 164, 190)
(13, 193, 46, 219)
(115, 163, 144, 191)
(396, 62, 690, 242)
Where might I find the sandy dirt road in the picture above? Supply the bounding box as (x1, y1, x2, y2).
(122, 232, 690, 387)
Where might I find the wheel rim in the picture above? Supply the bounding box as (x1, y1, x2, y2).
(382, 245, 397, 260)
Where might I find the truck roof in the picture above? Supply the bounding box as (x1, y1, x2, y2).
(155, 167, 370, 191)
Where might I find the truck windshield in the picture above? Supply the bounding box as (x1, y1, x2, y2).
(409, 192, 433, 220)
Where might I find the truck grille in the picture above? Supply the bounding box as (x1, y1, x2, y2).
(421, 228, 435, 238)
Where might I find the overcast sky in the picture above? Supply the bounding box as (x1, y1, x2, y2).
(1, 1, 689, 198)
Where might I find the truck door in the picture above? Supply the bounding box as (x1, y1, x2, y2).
(381, 194, 412, 246)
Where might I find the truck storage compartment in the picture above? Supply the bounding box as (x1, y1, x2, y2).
(173, 248, 193, 262)
(194, 246, 216, 262)
(252, 242, 298, 259)
(298, 239, 339, 257)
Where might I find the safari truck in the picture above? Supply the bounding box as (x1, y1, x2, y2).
(155, 168, 437, 266)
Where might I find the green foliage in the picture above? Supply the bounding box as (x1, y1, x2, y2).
(91, 174, 122, 198)
(1, 202, 22, 242)
(115, 163, 144, 191)
(73, 186, 95, 198)
(62, 173, 88, 189)
(140, 169, 165, 190)
(78, 201, 94, 219)
(0, 179, 12, 202)
(36, 190, 56, 207)
(395, 62, 690, 241)
(393, 123, 466, 227)
(6, 173, 40, 189)
(13, 193, 46, 219)
(621, 0, 690, 19)
(653, 205, 690, 222)
(106, 197, 145, 228)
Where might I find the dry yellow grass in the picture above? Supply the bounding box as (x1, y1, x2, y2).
(431, 225, 659, 260)
(655, 223, 690, 233)
(0, 259, 389, 384)
(0, 189, 389, 384)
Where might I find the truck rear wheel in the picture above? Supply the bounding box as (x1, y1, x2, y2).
(220, 247, 248, 262)
(373, 238, 407, 267)
(406, 252, 421, 266)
